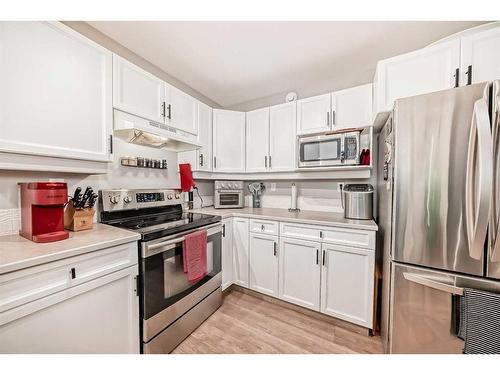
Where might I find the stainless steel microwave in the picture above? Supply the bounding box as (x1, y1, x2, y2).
(297, 130, 360, 168)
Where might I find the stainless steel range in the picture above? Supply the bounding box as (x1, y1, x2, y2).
(99, 189, 222, 354)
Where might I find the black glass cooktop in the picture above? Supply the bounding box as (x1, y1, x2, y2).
(102, 207, 221, 241)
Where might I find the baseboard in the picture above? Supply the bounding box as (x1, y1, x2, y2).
(226, 284, 371, 337)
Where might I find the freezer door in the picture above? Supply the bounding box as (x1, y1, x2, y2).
(393, 82, 492, 276)
(390, 263, 500, 354)
(488, 80, 500, 279)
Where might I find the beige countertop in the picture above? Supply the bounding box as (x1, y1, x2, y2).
(190, 207, 378, 231)
(0, 223, 140, 275)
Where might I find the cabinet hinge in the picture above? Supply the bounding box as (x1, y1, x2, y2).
(108, 134, 113, 154)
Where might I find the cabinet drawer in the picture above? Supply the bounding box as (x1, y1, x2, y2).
(0, 241, 137, 313)
(321, 227, 375, 249)
(280, 222, 322, 241)
(249, 219, 279, 235)
(280, 222, 375, 249)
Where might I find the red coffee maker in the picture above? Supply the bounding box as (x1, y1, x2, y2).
(19, 182, 69, 243)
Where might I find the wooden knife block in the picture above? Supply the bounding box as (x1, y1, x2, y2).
(64, 201, 95, 232)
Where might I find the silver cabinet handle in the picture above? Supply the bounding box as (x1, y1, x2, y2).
(326, 111, 330, 126)
(322, 250, 326, 266)
(199, 153, 204, 167)
(316, 249, 319, 265)
(273, 242, 277, 257)
(213, 156, 217, 169)
(403, 272, 463, 296)
(265, 156, 268, 168)
(161, 102, 166, 118)
(492, 94, 500, 262)
(167, 104, 172, 119)
(332, 110, 336, 126)
(465, 98, 493, 260)
(269, 155, 272, 168)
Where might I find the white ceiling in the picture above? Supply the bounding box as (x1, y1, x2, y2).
(89, 21, 485, 108)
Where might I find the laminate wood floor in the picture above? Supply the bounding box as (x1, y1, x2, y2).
(172, 290, 384, 354)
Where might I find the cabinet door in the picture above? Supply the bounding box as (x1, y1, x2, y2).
(222, 218, 234, 291)
(197, 102, 213, 171)
(269, 102, 297, 172)
(249, 233, 279, 297)
(232, 217, 249, 287)
(374, 39, 460, 114)
(213, 109, 246, 172)
(320, 244, 374, 328)
(279, 237, 321, 311)
(177, 101, 212, 171)
(461, 26, 500, 85)
(0, 22, 112, 162)
(331, 84, 373, 129)
(0, 266, 139, 353)
(113, 54, 166, 124)
(296, 93, 331, 135)
(167, 85, 198, 135)
(246, 107, 270, 172)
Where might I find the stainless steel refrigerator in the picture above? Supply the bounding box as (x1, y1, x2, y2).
(377, 80, 500, 354)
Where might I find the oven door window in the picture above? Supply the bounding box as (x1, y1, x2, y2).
(300, 139, 342, 162)
(218, 193, 241, 206)
(141, 230, 222, 320)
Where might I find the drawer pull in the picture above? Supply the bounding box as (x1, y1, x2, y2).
(319, 231, 323, 239)
(316, 249, 319, 265)
(70, 267, 76, 279)
(273, 242, 277, 256)
(322, 251, 326, 266)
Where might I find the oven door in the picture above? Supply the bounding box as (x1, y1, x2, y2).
(215, 190, 243, 208)
(298, 133, 343, 168)
(140, 223, 222, 342)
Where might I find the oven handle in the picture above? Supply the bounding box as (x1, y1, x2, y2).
(143, 223, 222, 258)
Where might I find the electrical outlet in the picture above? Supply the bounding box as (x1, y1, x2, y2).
(270, 183, 277, 191)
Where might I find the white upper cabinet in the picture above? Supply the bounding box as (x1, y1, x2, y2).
(0, 22, 112, 163)
(373, 39, 460, 115)
(245, 107, 270, 172)
(320, 243, 374, 328)
(213, 109, 246, 173)
(331, 84, 373, 129)
(167, 84, 198, 135)
(279, 237, 321, 311)
(178, 101, 212, 171)
(113, 54, 166, 124)
(269, 102, 297, 172)
(461, 26, 500, 84)
(249, 233, 279, 297)
(296, 93, 332, 135)
(196, 102, 213, 171)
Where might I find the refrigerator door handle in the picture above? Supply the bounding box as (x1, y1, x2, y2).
(465, 98, 493, 260)
(492, 94, 500, 262)
(403, 272, 464, 296)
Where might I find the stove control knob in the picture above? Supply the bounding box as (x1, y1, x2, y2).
(123, 195, 132, 204)
(167, 194, 173, 200)
(109, 195, 119, 204)
(174, 193, 180, 199)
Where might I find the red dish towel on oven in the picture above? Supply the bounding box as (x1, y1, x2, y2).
(183, 229, 208, 283)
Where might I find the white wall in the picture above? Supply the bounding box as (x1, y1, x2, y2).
(0, 138, 181, 235)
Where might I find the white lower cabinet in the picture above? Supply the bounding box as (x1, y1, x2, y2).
(249, 233, 279, 297)
(221, 218, 234, 291)
(0, 242, 140, 353)
(279, 237, 321, 311)
(233, 218, 250, 287)
(320, 243, 374, 328)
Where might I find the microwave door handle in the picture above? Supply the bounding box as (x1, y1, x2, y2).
(465, 98, 493, 260)
(491, 94, 500, 262)
(403, 272, 464, 296)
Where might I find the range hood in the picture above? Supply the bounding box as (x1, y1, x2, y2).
(113, 109, 201, 152)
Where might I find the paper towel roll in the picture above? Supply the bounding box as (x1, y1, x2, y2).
(290, 183, 297, 210)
